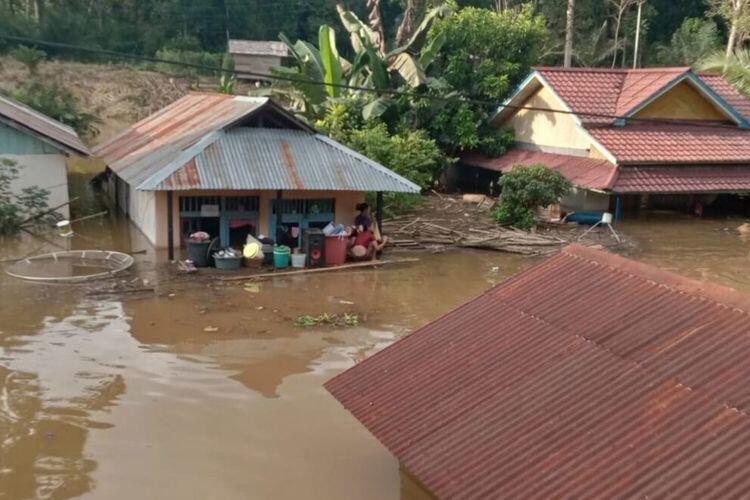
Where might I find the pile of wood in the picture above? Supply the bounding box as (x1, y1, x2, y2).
(382, 194, 566, 255)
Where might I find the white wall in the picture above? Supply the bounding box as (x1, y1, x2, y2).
(2, 153, 70, 218)
(128, 188, 160, 245)
(561, 187, 611, 213)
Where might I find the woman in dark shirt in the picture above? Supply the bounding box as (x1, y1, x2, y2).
(354, 202, 372, 232)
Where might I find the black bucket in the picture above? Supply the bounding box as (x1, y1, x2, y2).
(186, 240, 211, 267)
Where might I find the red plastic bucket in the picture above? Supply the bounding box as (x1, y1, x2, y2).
(324, 236, 347, 266)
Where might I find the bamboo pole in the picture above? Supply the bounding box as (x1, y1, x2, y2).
(221, 257, 419, 282)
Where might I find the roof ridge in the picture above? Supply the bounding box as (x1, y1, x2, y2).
(563, 244, 750, 315)
(534, 66, 691, 73)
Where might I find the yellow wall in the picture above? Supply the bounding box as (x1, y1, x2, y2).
(150, 189, 365, 248)
(634, 81, 728, 121)
(506, 85, 591, 152)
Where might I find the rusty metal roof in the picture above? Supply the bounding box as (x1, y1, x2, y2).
(228, 39, 288, 57)
(0, 94, 88, 156)
(154, 128, 420, 192)
(326, 244, 750, 499)
(93, 93, 269, 187)
(94, 92, 419, 193)
(614, 165, 750, 193)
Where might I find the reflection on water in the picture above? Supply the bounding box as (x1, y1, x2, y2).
(1, 183, 749, 499)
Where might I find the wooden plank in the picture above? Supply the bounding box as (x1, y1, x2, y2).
(220, 258, 419, 282)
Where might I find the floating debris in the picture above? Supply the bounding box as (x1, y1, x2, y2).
(294, 313, 360, 328)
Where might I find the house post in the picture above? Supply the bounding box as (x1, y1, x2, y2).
(376, 191, 383, 232)
(275, 189, 283, 243)
(167, 191, 174, 261)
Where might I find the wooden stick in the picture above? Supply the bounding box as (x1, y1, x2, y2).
(19, 197, 80, 226)
(69, 210, 108, 224)
(221, 257, 420, 282)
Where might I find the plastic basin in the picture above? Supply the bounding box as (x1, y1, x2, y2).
(214, 256, 243, 270)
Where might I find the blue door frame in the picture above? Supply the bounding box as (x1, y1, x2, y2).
(268, 198, 336, 247)
(179, 196, 259, 247)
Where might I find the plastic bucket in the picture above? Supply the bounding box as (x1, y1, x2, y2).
(291, 253, 306, 268)
(186, 240, 211, 267)
(324, 236, 347, 266)
(273, 246, 291, 268)
(214, 256, 243, 270)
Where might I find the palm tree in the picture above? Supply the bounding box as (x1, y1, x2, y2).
(700, 49, 750, 97)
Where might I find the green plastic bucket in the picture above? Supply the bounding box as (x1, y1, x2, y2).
(273, 246, 291, 268)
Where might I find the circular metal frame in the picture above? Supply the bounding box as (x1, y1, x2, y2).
(6, 250, 135, 283)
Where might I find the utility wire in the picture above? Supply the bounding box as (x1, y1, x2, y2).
(0, 34, 743, 129)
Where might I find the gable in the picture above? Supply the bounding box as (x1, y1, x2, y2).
(0, 122, 62, 155)
(506, 85, 591, 153)
(633, 80, 732, 122)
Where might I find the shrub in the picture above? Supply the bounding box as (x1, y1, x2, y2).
(10, 45, 46, 75)
(492, 164, 571, 230)
(154, 48, 224, 77)
(11, 81, 99, 138)
(0, 158, 55, 234)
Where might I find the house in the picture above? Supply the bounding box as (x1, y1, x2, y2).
(228, 40, 288, 81)
(461, 67, 750, 216)
(326, 244, 750, 499)
(92, 93, 419, 258)
(0, 95, 89, 218)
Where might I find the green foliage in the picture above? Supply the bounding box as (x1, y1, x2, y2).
(0, 158, 54, 234)
(153, 48, 224, 77)
(11, 81, 99, 138)
(428, 6, 546, 102)
(346, 123, 444, 190)
(656, 18, 721, 66)
(10, 45, 47, 75)
(492, 164, 571, 230)
(700, 49, 750, 98)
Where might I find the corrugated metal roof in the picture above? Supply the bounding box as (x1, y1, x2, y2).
(94, 93, 419, 193)
(614, 165, 750, 193)
(0, 94, 88, 156)
(326, 244, 750, 499)
(461, 148, 618, 191)
(228, 39, 289, 57)
(153, 128, 420, 193)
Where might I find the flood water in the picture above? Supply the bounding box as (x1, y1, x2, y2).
(1, 182, 749, 499)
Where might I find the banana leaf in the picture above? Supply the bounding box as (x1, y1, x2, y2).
(318, 25, 343, 98)
(362, 97, 394, 120)
(389, 52, 426, 87)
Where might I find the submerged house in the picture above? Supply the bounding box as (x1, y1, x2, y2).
(327, 244, 750, 499)
(461, 67, 750, 215)
(93, 93, 419, 257)
(228, 40, 289, 81)
(0, 95, 89, 218)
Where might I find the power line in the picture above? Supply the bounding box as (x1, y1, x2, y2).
(0, 34, 743, 129)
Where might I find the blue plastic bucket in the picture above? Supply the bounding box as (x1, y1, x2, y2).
(273, 246, 291, 268)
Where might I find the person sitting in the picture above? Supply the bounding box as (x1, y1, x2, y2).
(354, 202, 373, 233)
(348, 228, 388, 261)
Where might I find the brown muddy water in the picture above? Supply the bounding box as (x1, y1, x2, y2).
(1, 184, 749, 499)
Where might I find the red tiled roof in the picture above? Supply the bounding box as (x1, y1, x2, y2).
(587, 123, 750, 164)
(533, 67, 749, 123)
(461, 149, 617, 190)
(699, 72, 750, 122)
(613, 165, 750, 193)
(326, 245, 750, 500)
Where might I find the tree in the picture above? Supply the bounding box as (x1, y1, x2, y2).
(656, 18, 720, 66)
(492, 164, 571, 230)
(700, 48, 750, 97)
(564, 0, 575, 67)
(709, 0, 750, 57)
(609, 0, 635, 68)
